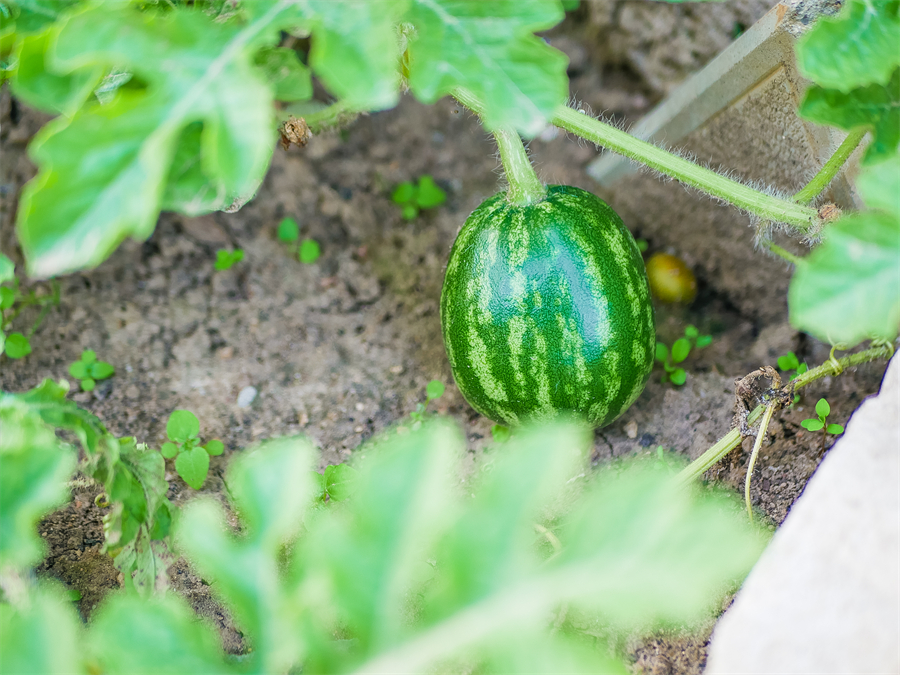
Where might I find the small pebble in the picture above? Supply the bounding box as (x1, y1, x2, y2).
(237, 386, 257, 408)
(624, 420, 638, 439)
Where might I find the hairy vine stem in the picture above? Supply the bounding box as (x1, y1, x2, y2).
(793, 128, 867, 205)
(674, 343, 894, 489)
(765, 242, 802, 266)
(453, 88, 546, 206)
(550, 105, 820, 231)
(492, 127, 546, 206)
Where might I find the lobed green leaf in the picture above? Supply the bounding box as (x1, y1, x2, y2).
(403, 0, 568, 136)
(857, 153, 900, 216)
(0, 582, 84, 675)
(0, 252, 14, 283)
(0, 397, 76, 569)
(254, 0, 405, 111)
(87, 594, 233, 675)
(789, 211, 900, 346)
(10, 28, 102, 116)
(177, 437, 316, 673)
(323, 462, 359, 502)
(796, 0, 900, 93)
(799, 69, 900, 165)
(17, 5, 278, 277)
(253, 46, 312, 102)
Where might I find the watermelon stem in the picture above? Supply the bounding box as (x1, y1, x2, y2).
(673, 342, 894, 489)
(452, 88, 546, 206)
(551, 105, 820, 232)
(792, 127, 867, 205)
(492, 127, 547, 206)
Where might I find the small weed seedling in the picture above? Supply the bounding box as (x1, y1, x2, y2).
(68, 350, 115, 391)
(655, 325, 712, 386)
(410, 379, 445, 423)
(777, 351, 809, 403)
(160, 410, 224, 490)
(491, 424, 511, 444)
(311, 463, 359, 504)
(277, 217, 321, 264)
(214, 248, 244, 271)
(391, 175, 447, 220)
(1, 253, 60, 360)
(801, 397, 845, 454)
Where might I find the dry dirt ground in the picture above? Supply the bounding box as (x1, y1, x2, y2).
(0, 8, 889, 674)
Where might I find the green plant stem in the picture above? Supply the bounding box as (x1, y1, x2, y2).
(744, 403, 776, 519)
(492, 127, 546, 206)
(674, 343, 893, 488)
(551, 106, 819, 231)
(452, 88, 545, 206)
(765, 242, 802, 266)
(303, 100, 360, 134)
(793, 128, 867, 205)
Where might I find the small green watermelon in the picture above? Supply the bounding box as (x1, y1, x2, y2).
(440, 185, 655, 428)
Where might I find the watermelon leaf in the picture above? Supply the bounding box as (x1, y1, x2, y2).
(789, 212, 900, 346)
(796, 0, 900, 93)
(798, 69, 900, 165)
(403, 0, 568, 136)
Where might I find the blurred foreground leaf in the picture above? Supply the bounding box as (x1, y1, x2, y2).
(175, 420, 765, 674)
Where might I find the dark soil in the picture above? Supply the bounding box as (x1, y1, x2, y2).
(0, 11, 888, 674)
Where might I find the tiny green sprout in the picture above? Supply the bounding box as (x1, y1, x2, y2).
(160, 410, 224, 490)
(299, 238, 321, 264)
(391, 175, 447, 220)
(491, 424, 511, 444)
(655, 325, 712, 386)
(410, 379, 445, 423)
(68, 349, 115, 391)
(1, 258, 61, 360)
(635, 238, 649, 253)
(276, 217, 320, 264)
(801, 398, 844, 453)
(777, 351, 809, 403)
(3, 332, 31, 359)
(215, 249, 244, 271)
(277, 217, 300, 242)
(311, 463, 360, 504)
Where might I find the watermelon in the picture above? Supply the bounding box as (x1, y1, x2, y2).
(440, 185, 655, 428)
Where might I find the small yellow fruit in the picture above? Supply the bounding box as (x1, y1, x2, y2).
(645, 252, 697, 304)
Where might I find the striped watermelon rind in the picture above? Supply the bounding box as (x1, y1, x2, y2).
(440, 185, 655, 428)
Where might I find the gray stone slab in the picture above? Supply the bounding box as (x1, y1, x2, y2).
(705, 355, 900, 674)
